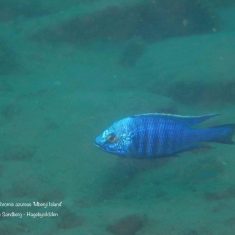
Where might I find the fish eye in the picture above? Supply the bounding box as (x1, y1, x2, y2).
(106, 133, 117, 143)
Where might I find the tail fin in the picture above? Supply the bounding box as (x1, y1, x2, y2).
(207, 124, 235, 144)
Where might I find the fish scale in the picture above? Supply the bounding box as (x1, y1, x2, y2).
(144, 119, 150, 155)
(147, 123, 155, 157)
(145, 121, 153, 157)
(95, 113, 235, 158)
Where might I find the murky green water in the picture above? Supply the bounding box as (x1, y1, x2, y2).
(0, 0, 235, 234)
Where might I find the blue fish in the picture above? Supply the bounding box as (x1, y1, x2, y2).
(95, 113, 235, 158)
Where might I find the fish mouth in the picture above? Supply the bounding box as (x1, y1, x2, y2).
(95, 135, 115, 153)
(94, 143, 102, 148)
(95, 135, 104, 148)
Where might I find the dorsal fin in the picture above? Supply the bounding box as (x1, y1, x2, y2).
(132, 113, 219, 126)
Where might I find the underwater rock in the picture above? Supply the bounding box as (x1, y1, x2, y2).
(0, 40, 19, 75)
(7, 183, 32, 198)
(119, 41, 146, 68)
(180, 158, 224, 186)
(0, 103, 21, 120)
(0, 1, 50, 22)
(107, 214, 146, 235)
(0, 165, 4, 177)
(97, 159, 167, 201)
(32, 0, 217, 44)
(204, 186, 235, 201)
(44, 119, 60, 131)
(39, 189, 64, 202)
(157, 105, 178, 114)
(57, 207, 84, 229)
(2, 146, 35, 161)
(183, 228, 212, 235)
(204, 0, 235, 7)
(221, 80, 235, 103)
(183, 229, 199, 235)
(0, 222, 30, 235)
(7, 180, 39, 198)
(224, 216, 235, 226)
(0, 81, 12, 93)
(97, 162, 138, 200)
(75, 197, 96, 209)
(163, 79, 235, 106)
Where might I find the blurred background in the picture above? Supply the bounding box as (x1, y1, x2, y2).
(0, 0, 235, 234)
